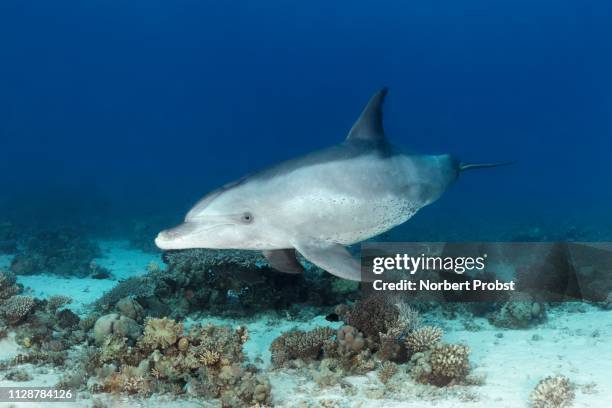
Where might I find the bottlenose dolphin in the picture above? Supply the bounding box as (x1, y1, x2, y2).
(155, 88, 511, 281)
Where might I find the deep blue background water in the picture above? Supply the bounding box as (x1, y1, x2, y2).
(1, 1, 611, 238)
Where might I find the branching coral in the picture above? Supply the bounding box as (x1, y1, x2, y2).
(430, 343, 470, 383)
(405, 325, 444, 353)
(529, 376, 575, 408)
(410, 342, 471, 386)
(1, 295, 35, 324)
(199, 350, 221, 366)
(140, 317, 183, 350)
(270, 327, 335, 367)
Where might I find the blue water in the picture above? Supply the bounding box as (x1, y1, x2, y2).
(1, 0, 611, 239)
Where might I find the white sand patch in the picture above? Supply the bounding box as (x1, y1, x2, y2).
(15, 240, 162, 315)
(94, 240, 163, 281)
(0, 332, 21, 361)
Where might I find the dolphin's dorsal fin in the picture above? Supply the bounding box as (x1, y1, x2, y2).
(346, 87, 388, 146)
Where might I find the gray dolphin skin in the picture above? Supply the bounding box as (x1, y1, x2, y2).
(155, 88, 511, 281)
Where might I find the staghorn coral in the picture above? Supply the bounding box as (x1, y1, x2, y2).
(140, 317, 183, 350)
(1, 295, 36, 324)
(270, 327, 335, 367)
(405, 325, 444, 353)
(530, 376, 575, 408)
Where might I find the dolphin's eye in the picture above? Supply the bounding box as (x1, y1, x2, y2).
(241, 212, 253, 224)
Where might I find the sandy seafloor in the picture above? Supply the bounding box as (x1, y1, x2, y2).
(0, 241, 610, 407)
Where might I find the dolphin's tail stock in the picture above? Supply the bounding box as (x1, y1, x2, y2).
(459, 160, 516, 172)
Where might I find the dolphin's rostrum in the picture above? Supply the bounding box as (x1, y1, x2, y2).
(155, 88, 511, 281)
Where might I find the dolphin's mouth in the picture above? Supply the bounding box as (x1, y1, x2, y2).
(154, 221, 233, 250)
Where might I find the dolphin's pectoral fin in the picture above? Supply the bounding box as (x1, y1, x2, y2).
(293, 241, 363, 282)
(262, 249, 304, 274)
(346, 87, 388, 147)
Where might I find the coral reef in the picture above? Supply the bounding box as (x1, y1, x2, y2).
(90, 318, 267, 406)
(0, 270, 20, 301)
(490, 298, 546, 329)
(405, 326, 444, 353)
(45, 295, 72, 313)
(139, 317, 183, 350)
(115, 297, 145, 322)
(410, 342, 471, 386)
(378, 361, 398, 384)
(270, 327, 335, 367)
(10, 228, 101, 277)
(529, 375, 575, 408)
(336, 325, 365, 353)
(93, 313, 142, 344)
(94, 276, 156, 312)
(0, 295, 36, 324)
(335, 295, 423, 362)
(148, 248, 357, 318)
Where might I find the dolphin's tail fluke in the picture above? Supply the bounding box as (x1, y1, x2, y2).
(459, 160, 516, 172)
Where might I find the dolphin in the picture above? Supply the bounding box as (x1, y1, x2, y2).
(155, 88, 511, 281)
